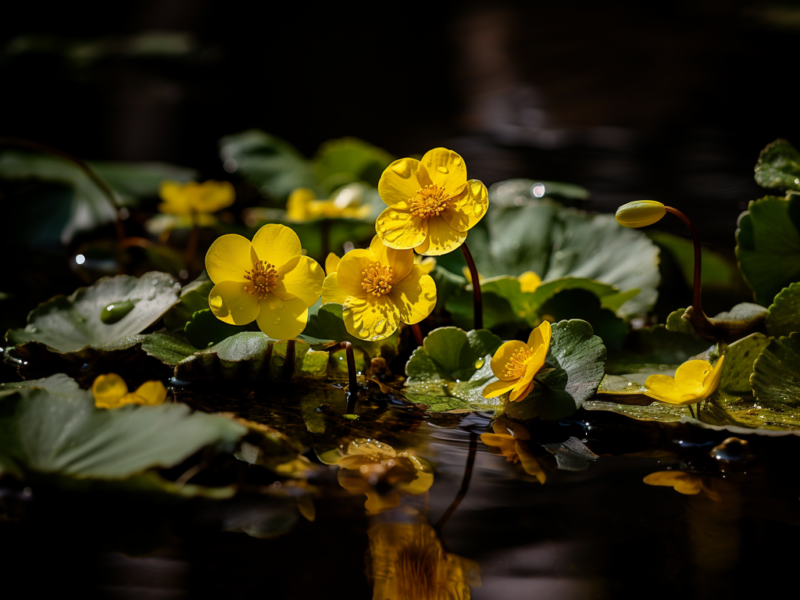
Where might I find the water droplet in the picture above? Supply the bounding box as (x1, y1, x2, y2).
(473, 204, 483, 216)
(474, 357, 485, 369)
(453, 157, 463, 166)
(391, 162, 410, 177)
(273, 317, 282, 324)
(100, 300, 137, 324)
(437, 165, 448, 174)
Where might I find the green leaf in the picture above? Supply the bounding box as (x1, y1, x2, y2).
(312, 137, 394, 192)
(736, 195, 800, 305)
(184, 309, 247, 349)
(719, 333, 770, 394)
(666, 304, 768, 339)
(174, 332, 330, 381)
(648, 231, 737, 289)
(305, 303, 398, 360)
(219, 130, 316, 200)
(504, 320, 607, 420)
(7, 272, 181, 353)
(489, 178, 590, 206)
(138, 331, 198, 366)
(605, 325, 712, 376)
(584, 398, 689, 422)
(0, 376, 246, 481)
(754, 139, 800, 191)
(163, 272, 214, 332)
(403, 327, 505, 413)
(751, 334, 800, 405)
(89, 161, 197, 205)
(766, 282, 800, 337)
(474, 190, 660, 316)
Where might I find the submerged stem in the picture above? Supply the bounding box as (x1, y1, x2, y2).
(435, 432, 478, 532)
(461, 242, 483, 330)
(0, 136, 125, 243)
(688, 404, 697, 419)
(338, 341, 358, 414)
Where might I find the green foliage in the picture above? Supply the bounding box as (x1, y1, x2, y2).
(174, 332, 331, 381)
(488, 178, 590, 207)
(751, 334, 800, 405)
(305, 303, 398, 360)
(766, 282, 800, 337)
(184, 309, 247, 349)
(736, 195, 800, 305)
(754, 139, 800, 191)
(163, 272, 214, 332)
(312, 137, 394, 193)
(648, 231, 738, 289)
(503, 320, 607, 420)
(7, 272, 181, 353)
(0, 376, 245, 489)
(403, 327, 505, 413)
(665, 304, 768, 338)
(719, 333, 770, 394)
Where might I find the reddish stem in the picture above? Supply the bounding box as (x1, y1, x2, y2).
(461, 242, 483, 330)
(412, 323, 424, 346)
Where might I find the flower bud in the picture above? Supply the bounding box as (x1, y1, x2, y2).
(615, 201, 666, 228)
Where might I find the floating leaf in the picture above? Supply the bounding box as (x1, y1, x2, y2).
(719, 333, 770, 394)
(766, 282, 800, 337)
(219, 130, 316, 200)
(403, 327, 505, 413)
(305, 303, 398, 360)
(584, 398, 689, 422)
(736, 195, 800, 305)
(751, 334, 800, 405)
(7, 272, 181, 353)
(175, 332, 332, 381)
(504, 320, 607, 420)
(754, 139, 800, 191)
(184, 309, 247, 349)
(0, 376, 246, 485)
(665, 304, 767, 340)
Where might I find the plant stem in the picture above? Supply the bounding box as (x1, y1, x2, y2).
(0, 136, 125, 243)
(411, 323, 424, 346)
(340, 341, 358, 414)
(461, 242, 483, 330)
(688, 404, 696, 419)
(435, 432, 478, 532)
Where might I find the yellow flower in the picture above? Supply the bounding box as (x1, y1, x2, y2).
(643, 471, 702, 495)
(376, 148, 488, 256)
(336, 438, 434, 515)
(480, 420, 546, 483)
(368, 522, 481, 600)
(325, 252, 340, 275)
(158, 180, 235, 217)
(415, 255, 437, 274)
(615, 200, 666, 228)
(321, 235, 437, 341)
(205, 223, 324, 340)
(286, 185, 373, 222)
(644, 357, 725, 406)
(92, 373, 167, 409)
(482, 321, 551, 402)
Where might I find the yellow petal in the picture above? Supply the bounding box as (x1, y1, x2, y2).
(490, 340, 529, 381)
(321, 272, 350, 305)
(209, 280, 261, 325)
(158, 181, 191, 215)
(334, 249, 373, 297)
(674, 360, 713, 398)
(643, 374, 683, 403)
(286, 188, 316, 221)
(378, 158, 425, 206)
(441, 179, 488, 232)
(397, 453, 434, 495)
(702, 355, 725, 398)
(615, 201, 666, 228)
(369, 235, 413, 282)
(419, 148, 468, 198)
(256, 295, 308, 340)
(510, 380, 534, 402)
(93, 373, 128, 409)
(342, 295, 401, 341)
(517, 442, 546, 484)
(414, 215, 466, 256)
(510, 363, 536, 402)
(205, 234, 253, 283)
(325, 252, 340, 275)
(527, 320, 552, 352)
(365, 490, 400, 515)
(480, 432, 518, 458)
(644, 471, 702, 495)
(251, 223, 302, 268)
(482, 379, 518, 398)
(376, 203, 428, 250)
(274, 256, 324, 306)
(388, 266, 436, 325)
(518, 271, 542, 293)
(191, 180, 235, 213)
(133, 380, 167, 405)
(416, 256, 437, 274)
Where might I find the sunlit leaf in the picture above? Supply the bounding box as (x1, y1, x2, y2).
(305, 303, 398, 360)
(751, 334, 800, 405)
(754, 138, 800, 191)
(766, 282, 800, 337)
(312, 137, 394, 192)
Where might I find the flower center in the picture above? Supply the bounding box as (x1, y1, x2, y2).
(503, 347, 536, 379)
(244, 261, 279, 300)
(409, 184, 451, 219)
(361, 262, 395, 297)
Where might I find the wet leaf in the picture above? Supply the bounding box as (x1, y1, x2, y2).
(666, 304, 768, 339)
(584, 397, 690, 422)
(0, 375, 246, 485)
(766, 282, 800, 337)
(6, 272, 181, 353)
(305, 303, 398, 360)
(649, 231, 738, 289)
(736, 195, 800, 305)
(489, 178, 589, 207)
(184, 309, 247, 349)
(504, 320, 607, 420)
(174, 332, 332, 381)
(751, 334, 800, 405)
(163, 271, 214, 332)
(719, 333, 770, 394)
(754, 138, 800, 191)
(404, 327, 505, 413)
(312, 137, 394, 192)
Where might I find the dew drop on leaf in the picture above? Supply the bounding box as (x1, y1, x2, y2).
(100, 300, 137, 325)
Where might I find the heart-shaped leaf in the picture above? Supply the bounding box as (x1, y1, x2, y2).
(754, 139, 800, 192)
(766, 282, 800, 337)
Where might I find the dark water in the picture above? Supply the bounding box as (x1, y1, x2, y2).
(3, 381, 800, 599)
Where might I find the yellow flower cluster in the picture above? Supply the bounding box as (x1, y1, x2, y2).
(92, 373, 167, 409)
(159, 180, 235, 219)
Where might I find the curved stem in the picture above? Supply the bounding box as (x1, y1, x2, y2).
(0, 137, 125, 242)
(434, 432, 478, 533)
(461, 242, 483, 330)
(664, 206, 716, 338)
(327, 341, 358, 414)
(411, 323, 424, 346)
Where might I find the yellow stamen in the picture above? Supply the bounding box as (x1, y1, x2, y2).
(244, 261, 278, 300)
(503, 347, 535, 379)
(361, 262, 395, 297)
(409, 184, 451, 219)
